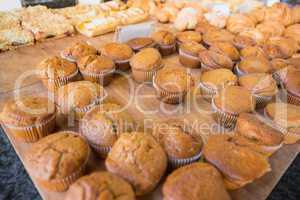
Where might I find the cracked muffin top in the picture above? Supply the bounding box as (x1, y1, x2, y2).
(101, 42, 133, 61)
(127, 37, 155, 51)
(239, 56, 271, 74)
(176, 31, 202, 44)
(209, 42, 240, 62)
(77, 55, 115, 74)
(105, 132, 167, 196)
(179, 41, 206, 57)
(198, 50, 233, 70)
(200, 68, 237, 90)
(130, 48, 162, 71)
(61, 41, 97, 61)
(65, 171, 135, 200)
(152, 30, 175, 46)
(202, 29, 235, 46)
(26, 131, 89, 180)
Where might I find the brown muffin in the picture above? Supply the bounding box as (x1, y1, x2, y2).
(176, 31, 202, 45)
(226, 13, 255, 34)
(152, 30, 176, 56)
(240, 46, 268, 59)
(65, 172, 135, 200)
(80, 103, 134, 157)
(196, 18, 220, 34)
(256, 21, 285, 38)
(209, 42, 240, 62)
(0, 96, 56, 142)
(152, 119, 203, 167)
(26, 131, 90, 191)
(271, 58, 291, 72)
(61, 41, 97, 62)
(204, 134, 271, 190)
(101, 42, 134, 70)
(284, 24, 300, 46)
(105, 132, 167, 196)
(202, 29, 235, 46)
(238, 28, 266, 46)
(38, 56, 78, 91)
(127, 37, 155, 52)
(233, 35, 257, 50)
(236, 56, 271, 76)
(77, 55, 115, 86)
(153, 66, 194, 104)
(263, 37, 299, 59)
(292, 5, 300, 23)
(162, 163, 231, 200)
(264, 3, 294, 27)
(198, 50, 233, 71)
(179, 41, 206, 68)
(248, 7, 266, 24)
(57, 81, 106, 119)
(130, 47, 162, 83)
(281, 71, 300, 105)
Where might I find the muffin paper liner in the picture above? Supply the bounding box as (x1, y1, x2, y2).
(168, 150, 203, 168)
(90, 143, 111, 158)
(132, 64, 163, 83)
(115, 58, 131, 71)
(280, 90, 300, 106)
(254, 94, 274, 108)
(179, 48, 200, 68)
(233, 63, 246, 77)
(201, 63, 214, 72)
(198, 81, 217, 101)
(60, 51, 77, 63)
(3, 114, 56, 143)
(80, 68, 115, 86)
(158, 43, 176, 56)
(272, 71, 282, 86)
(43, 68, 79, 91)
(211, 98, 238, 128)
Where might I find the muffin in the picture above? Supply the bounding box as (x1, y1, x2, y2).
(198, 50, 233, 71)
(178, 41, 206, 68)
(284, 24, 300, 46)
(238, 73, 278, 107)
(65, 172, 135, 200)
(153, 66, 194, 104)
(152, 119, 203, 168)
(263, 37, 298, 59)
(199, 68, 237, 100)
(209, 42, 240, 62)
(127, 37, 155, 52)
(0, 96, 56, 142)
(176, 31, 202, 47)
(256, 21, 285, 38)
(240, 46, 268, 59)
(162, 163, 231, 200)
(280, 71, 300, 105)
(77, 55, 115, 86)
(264, 3, 294, 27)
(202, 29, 235, 46)
(152, 30, 176, 56)
(38, 56, 78, 92)
(57, 81, 106, 120)
(292, 5, 300, 23)
(101, 42, 134, 71)
(204, 134, 271, 190)
(212, 86, 256, 128)
(61, 41, 97, 62)
(235, 56, 271, 77)
(105, 132, 167, 196)
(235, 113, 283, 157)
(130, 48, 162, 83)
(248, 7, 266, 24)
(226, 13, 255, 34)
(196, 18, 219, 34)
(233, 35, 257, 50)
(25, 131, 90, 191)
(80, 103, 134, 157)
(265, 102, 300, 144)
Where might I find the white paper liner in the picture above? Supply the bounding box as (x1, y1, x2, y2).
(211, 98, 238, 128)
(233, 63, 246, 77)
(46, 68, 79, 90)
(80, 68, 115, 86)
(90, 143, 111, 158)
(132, 63, 163, 83)
(168, 150, 203, 168)
(179, 48, 200, 62)
(279, 89, 300, 106)
(253, 94, 274, 108)
(198, 81, 217, 101)
(158, 43, 176, 56)
(60, 51, 77, 63)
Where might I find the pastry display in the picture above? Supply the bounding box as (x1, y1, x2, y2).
(152, 30, 176, 56)
(61, 41, 98, 62)
(178, 41, 206, 68)
(198, 50, 234, 71)
(235, 56, 271, 76)
(127, 37, 155, 52)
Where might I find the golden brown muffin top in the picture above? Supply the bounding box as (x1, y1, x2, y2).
(101, 42, 133, 61)
(284, 71, 300, 96)
(62, 41, 97, 60)
(77, 55, 115, 74)
(209, 42, 240, 61)
(38, 56, 77, 79)
(152, 30, 175, 45)
(213, 86, 255, 114)
(176, 31, 202, 43)
(238, 73, 278, 96)
(203, 134, 270, 183)
(284, 24, 300, 43)
(226, 13, 256, 34)
(203, 29, 235, 46)
(198, 50, 233, 70)
(236, 113, 283, 146)
(152, 119, 202, 159)
(239, 56, 271, 74)
(130, 48, 162, 70)
(105, 132, 167, 196)
(239, 28, 266, 45)
(162, 163, 231, 200)
(256, 21, 285, 38)
(248, 7, 266, 24)
(196, 18, 219, 34)
(264, 2, 294, 26)
(240, 46, 268, 59)
(26, 132, 89, 180)
(292, 5, 300, 23)
(233, 35, 257, 49)
(263, 37, 299, 59)
(126, 37, 154, 51)
(57, 81, 105, 114)
(0, 96, 55, 127)
(65, 172, 135, 200)
(179, 41, 206, 57)
(200, 68, 237, 89)
(155, 66, 194, 93)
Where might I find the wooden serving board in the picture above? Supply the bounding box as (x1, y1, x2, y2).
(0, 26, 299, 200)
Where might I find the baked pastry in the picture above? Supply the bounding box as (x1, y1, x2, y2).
(80, 103, 134, 157)
(176, 31, 202, 46)
(292, 5, 300, 23)
(196, 18, 219, 34)
(152, 30, 176, 56)
(61, 41, 97, 62)
(127, 37, 155, 52)
(199, 68, 237, 100)
(77, 55, 115, 86)
(65, 171, 135, 200)
(57, 81, 106, 119)
(264, 3, 294, 27)
(247, 7, 266, 24)
(0, 28, 34, 50)
(204, 134, 271, 190)
(152, 119, 203, 168)
(212, 86, 256, 128)
(203, 29, 235, 46)
(265, 103, 300, 144)
(25, 131, 90, 191)
(209, 42, 240, 62)
(174, 7, 198, 31)
(113, 7, 149, 25)
(226, 13, 255, 34)
(263, 37, 299, 59)
(0, 11, 21, 30)
(238, 28, 266, 46)
(284, 24, 300, 46)
(233, 35, 257, 50)
(105, 132, 167, 196)
(101, 42, 133, 71)
(0, 96, 56, 142)
(240, 45, 268, 59)
(179, 41, 206, 68)
(235, 56, 271, 76)
(38, 56, 78, 91)
(198, 50, 234, 71)
(153, 66, 194, 104)
(130, 47, 162, 83)
(256, 21, 285, 38)
(279, 71, 300, 106)
(235, 113, 283, 156)
(162, 163, 231, 200)
(238, 73, 278, 107)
